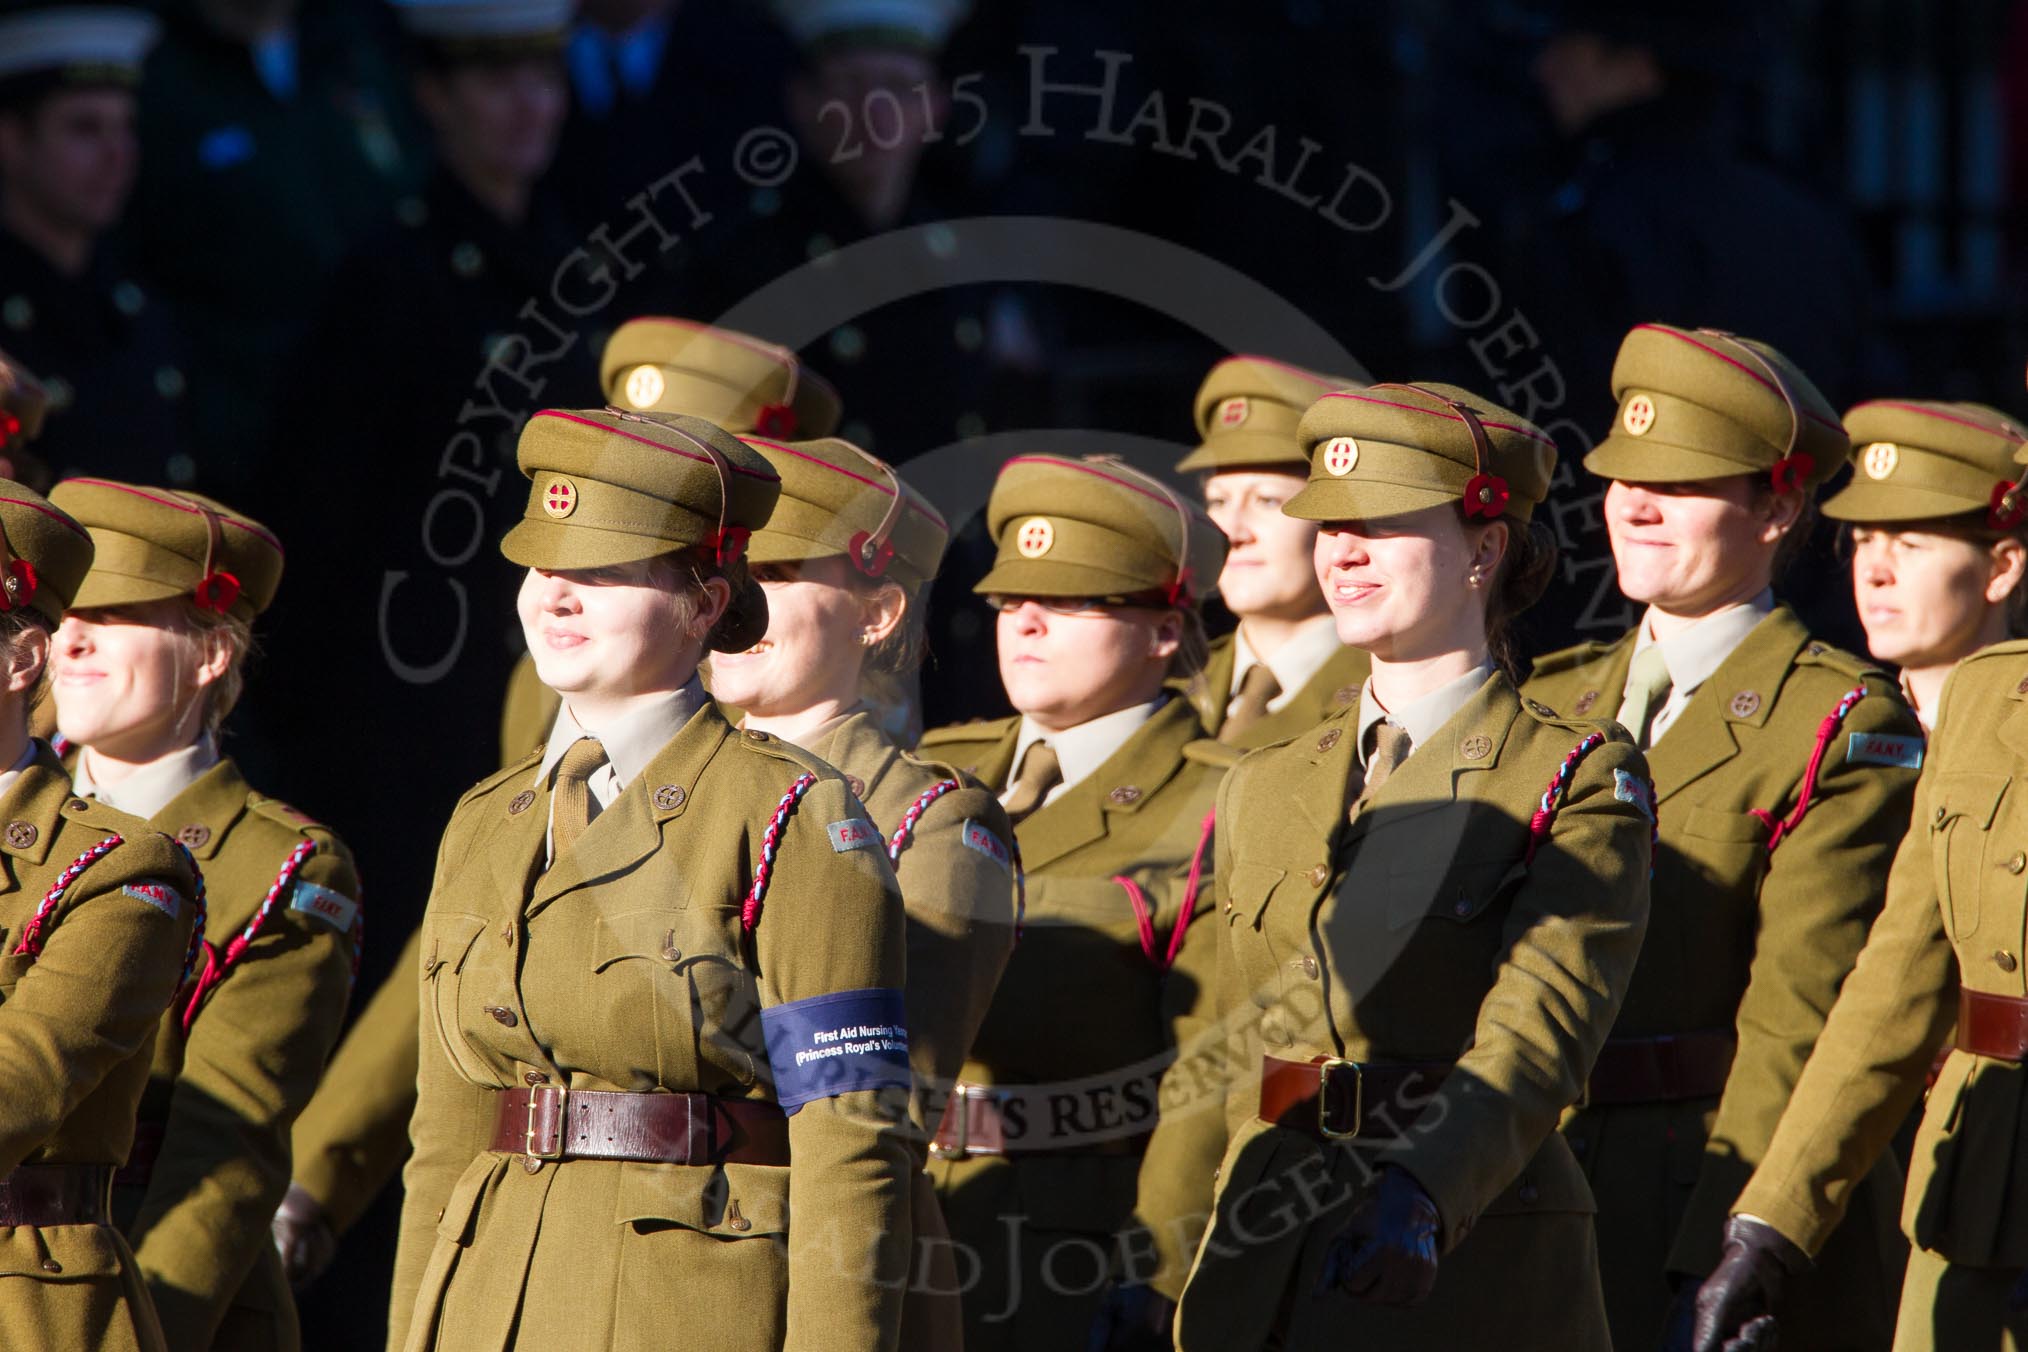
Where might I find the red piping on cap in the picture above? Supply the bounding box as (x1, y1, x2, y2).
(1312, 391, 1559, 449)
(532, 411, 782, 482)
(1632, 325, 1844, 434)
(738, 437, 948, 530)
(64, 479, 283, 554)
(1215, 355, 1342, 387)
(0, 494, 91, 539)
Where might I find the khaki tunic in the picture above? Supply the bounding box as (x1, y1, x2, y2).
(915, 697, 1226, 1352)
(1735, 640, 2028, 1352)
(802, 709, 1017, 1352)
(0, 742, 202, 1352)
(1525, 606, 1919, 1349)
(1181, 631, 1368, 750)
(390, 702, 914, 1352)
(107, 759, 359, 1352)
(289, 924, 421, 1233)
(1160, 674, 1651, 1352)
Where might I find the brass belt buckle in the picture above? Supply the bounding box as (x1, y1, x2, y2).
(524, 1086, 567, 1161)
(931, 1084, 979, 1160)
(1317, 1058, 1363, 1140)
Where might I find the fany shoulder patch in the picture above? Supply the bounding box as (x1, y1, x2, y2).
(123, 882, 182, 919)
(827, 818, 880, 853)
(1847, 731, 1924, 770)
(960, 818, 1010, 870)
(761, 987, 911, 1113)
(1613, 768, 1656, 823)
(290, 880, 359, 932)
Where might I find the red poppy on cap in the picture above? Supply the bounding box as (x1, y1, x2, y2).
(1462, 474, 1510, 520)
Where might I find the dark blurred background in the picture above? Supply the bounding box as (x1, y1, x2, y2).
(4, 0, 2024, 1342)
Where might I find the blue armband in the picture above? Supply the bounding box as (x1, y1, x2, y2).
(760, 987, 911, 1113)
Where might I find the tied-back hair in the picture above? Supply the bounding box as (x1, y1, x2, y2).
(1748, 480, 1821, 581)
(1483, 517, 1560, 682)
(180, 602, 256, 734)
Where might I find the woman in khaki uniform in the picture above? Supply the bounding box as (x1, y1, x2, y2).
(914, 454, 1230, 1351)
(1150, 382, 1653, 1352)
(0, 479, 202, 1352)
(45, 479, 360, 1351)
(1693, 645, 2028, 1352)
(1693, 447, 2028, 1352)
(707, 433, 1017, 1350)
(1831, 400, 2028, 727)
(1179, 356, 1370, 748)
(279, 320, 843, 1282)
(1522, 326, 1923, 1352)
(390, 408, 914, 1352)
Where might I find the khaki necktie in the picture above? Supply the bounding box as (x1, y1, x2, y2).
(1001, 741, 1062, 824)
(550, 736, 608, 860)
(1221, 663, 1282, 743)
(1352, 721, 1412, 817)
(1616, 644, 1674, 749)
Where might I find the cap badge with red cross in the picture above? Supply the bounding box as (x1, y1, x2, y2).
(542, 477, 578, 518)
(1321, 437, 1359, 476)
(1015, 517, 1054, 557)
(1621, 394, 1657, 436)
(1217, 396, 1249, 428)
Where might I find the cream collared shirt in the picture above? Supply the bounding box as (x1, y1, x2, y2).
(1004, 696, 1163, 811)
(73, 736, 221, 819)
(1621, 590, 1775, 745)
(1354, 662, 1494, 769)
(536, 680, 709, 861)
(1229, 616, 1344, 719)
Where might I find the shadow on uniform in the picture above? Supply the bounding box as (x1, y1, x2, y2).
(1149, 786, 1648, 1348)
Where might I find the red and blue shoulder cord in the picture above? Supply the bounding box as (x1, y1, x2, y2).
(1749, 683, 1869, 853)
(11, 835, 210, 1004)
(742, 773, 818, 932)
(886, 776, 1029, 941)
(10, 834, 126, 957)
(178, 839, 317, 1032)
(1523, 732, 1663, 867)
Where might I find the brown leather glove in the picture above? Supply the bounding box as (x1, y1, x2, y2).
(1314, 1165, 1440, 1306)
(271, 1181, 338, 1290)
(1693, 1216, 1809, 1352)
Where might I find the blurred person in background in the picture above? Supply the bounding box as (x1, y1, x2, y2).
(128, 0, 422, 504)
(0, 5, 191, 486)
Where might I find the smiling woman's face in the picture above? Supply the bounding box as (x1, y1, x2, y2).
(1311, 505, 1491, 662)
(517, 560, 708, 703)
(51, 601, 207, 756)
(1604, 477, 1788, 615)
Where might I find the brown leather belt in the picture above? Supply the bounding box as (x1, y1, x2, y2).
(1583, 1031, 1736, 1106)
(928, 1083, 1151, 1160)
(1957, 989, 2028, 1062)
(0, 1163, 114, 1227)
(487, 1087, 790, 1165)
(112, 1120, 165, 1189)
(1258, 1055, 1452, 1142)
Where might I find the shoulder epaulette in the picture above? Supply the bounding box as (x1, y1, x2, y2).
(1793, 640, 1887, 685)
(459, 749, 542, 807)
(1182, 738, 1242, 770)
(1526, 641, 1614, 678)
(919, 715, 1019, 749)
